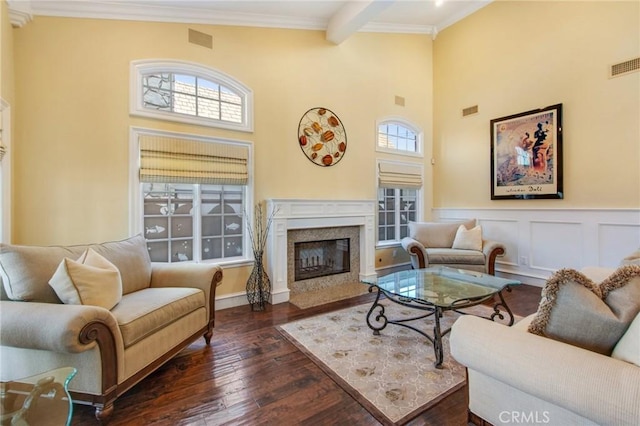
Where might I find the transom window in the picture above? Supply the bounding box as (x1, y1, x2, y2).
(131, 60, 253, 132)
(376, 118, 422, 157)
(143, 73, 243, 124)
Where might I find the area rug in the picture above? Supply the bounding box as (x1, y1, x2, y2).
(278, 302, 508, 425)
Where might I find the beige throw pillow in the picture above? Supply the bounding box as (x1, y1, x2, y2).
(612, 313, 640, 367)
(528, 266, 640, 355)
(621, 248, 640, 266)
(451, 225, 483, 251)
(49, 248, 123, 310)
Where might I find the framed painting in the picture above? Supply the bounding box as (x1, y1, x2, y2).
(490, 104, 563, 199)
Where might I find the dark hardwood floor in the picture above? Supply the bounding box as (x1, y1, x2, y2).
(72, 284, 541, 426)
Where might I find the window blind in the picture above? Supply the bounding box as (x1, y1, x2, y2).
(139, 134, 248, 185)
(378, 161, 423, 189)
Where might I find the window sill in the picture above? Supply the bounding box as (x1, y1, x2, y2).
(376, 241, 402, 250)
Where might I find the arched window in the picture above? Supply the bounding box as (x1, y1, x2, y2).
(376, 117, 422, 157)
(130, 60, 253, 132)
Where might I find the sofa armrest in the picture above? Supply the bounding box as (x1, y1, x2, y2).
(0, 300, 121, 354)
(150, 263, 223, 341)
(450, 315, 640, 425)
(481, 239, 505, 275)
(401, 237, 429, 269)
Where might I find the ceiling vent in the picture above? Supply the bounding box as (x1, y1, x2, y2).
(610, 57, 640, 78)
(462, 105, 478, 117)
(189, 29, 213, 49)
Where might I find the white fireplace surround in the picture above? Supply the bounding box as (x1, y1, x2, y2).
(266, 199, 376, 304)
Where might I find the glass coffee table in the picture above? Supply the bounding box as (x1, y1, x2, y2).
(361, 267, 520, 368)
(0, 367, 76, 426)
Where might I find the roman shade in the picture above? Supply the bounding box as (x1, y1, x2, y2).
(139, 134, 248, 185)
(378, 161, 423, 189)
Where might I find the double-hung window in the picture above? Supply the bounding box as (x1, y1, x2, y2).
(133, 130, 252, 264)
(377, 160, 422, 245)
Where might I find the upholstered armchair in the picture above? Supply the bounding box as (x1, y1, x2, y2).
(400, 219, 505, 275)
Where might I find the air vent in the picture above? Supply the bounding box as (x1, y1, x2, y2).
(462, 105, 478, 117)
(188, 29, 213, 49)
(610, 57, 640, 78)
(395, 95, 405, 107)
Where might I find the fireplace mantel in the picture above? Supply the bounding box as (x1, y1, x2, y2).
(266, 199, 376, 304)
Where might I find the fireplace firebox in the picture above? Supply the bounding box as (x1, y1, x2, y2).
(294, 238, 350, 281)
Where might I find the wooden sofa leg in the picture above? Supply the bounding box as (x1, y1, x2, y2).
(95, 402, 114, 424)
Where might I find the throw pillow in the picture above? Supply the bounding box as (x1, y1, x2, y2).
(612, 312, 640, 367)
(49, 248, 123, 310)
(621, 248, 640, 266)
(451, 225, 483, 251)
(528, 266, 640, 355)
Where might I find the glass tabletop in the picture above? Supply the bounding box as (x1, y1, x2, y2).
(1, 367, 77, 426)
(361, 267, 521, 308)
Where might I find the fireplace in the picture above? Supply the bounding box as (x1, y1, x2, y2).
(266, 199, 376, 304)
(294, 238, 350, 281)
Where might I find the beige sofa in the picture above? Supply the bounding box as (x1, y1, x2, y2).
(401, 219, 505, 275)
(451, 265, 640, 425)
(0, 235, 223, 422)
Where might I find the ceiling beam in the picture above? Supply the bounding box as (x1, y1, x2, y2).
(326, 0, 395, 45)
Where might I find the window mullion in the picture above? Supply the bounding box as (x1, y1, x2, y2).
(393, 189, 399, 240)
(193, 184, 202, 262)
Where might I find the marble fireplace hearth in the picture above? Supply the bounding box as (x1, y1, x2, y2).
(266, 199, 376, 304)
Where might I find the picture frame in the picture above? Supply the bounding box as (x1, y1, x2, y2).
(490, 104, 563, 199)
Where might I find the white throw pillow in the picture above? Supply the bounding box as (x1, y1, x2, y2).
(451, 225, 483, 251)
(49, 248, 122, 310)
(612, 312, 640, 367)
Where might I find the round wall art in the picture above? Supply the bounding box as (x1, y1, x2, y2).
(298, 107, 347, 167)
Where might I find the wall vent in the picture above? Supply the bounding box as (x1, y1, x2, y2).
(395, 95, 405, 107)
(610, 57, 640, 78)
(189, 29, 213, 49)
(462, 105, 478, 117)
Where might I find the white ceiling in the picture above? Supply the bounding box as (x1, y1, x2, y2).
(11, 0, 492, 42)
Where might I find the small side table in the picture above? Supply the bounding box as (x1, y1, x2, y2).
(1, 367, 76, 426)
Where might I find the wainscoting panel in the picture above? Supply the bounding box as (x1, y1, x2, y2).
(599, 223, 640, 267)
(478, 218, 519, 267)
(530, 221, 583, 271)
(434, 208, 640, 286)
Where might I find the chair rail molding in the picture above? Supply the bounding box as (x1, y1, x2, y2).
(433, 207, 640, 286)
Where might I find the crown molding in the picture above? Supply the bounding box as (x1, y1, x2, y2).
(29, 0, 328, 30)
(25, 0, 489, 36)
(7, 0, 33, 28)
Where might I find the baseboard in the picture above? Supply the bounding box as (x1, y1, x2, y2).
(376, 262, 411, 275)
(469, 411, 494, 426)
(215, 291, 250, 310)
(495, 268, 546, 287)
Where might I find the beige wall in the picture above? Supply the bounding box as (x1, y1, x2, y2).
(433, 1, 640, 208)
(11, 17, 433, 294)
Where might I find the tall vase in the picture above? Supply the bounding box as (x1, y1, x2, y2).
(246, 250, 271, 311)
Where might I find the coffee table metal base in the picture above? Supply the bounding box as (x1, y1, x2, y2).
(365, 285, 515, 369)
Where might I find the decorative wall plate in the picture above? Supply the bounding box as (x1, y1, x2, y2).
(298, 107, 347, 167)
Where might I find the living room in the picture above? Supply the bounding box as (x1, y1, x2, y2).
(0, 0, 638, 424)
